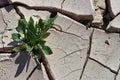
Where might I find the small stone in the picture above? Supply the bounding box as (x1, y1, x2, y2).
(92, 0, 105, 14)
(106, 14, 120, 32)
(92, 11, 103, 27)
(92, 0, 105, 28)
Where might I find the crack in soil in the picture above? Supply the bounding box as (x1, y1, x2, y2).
(13, 5, 25, 19)
(61, 0, 66, 9)
(60, 48, 86, 59)
(79, 28, 94, 80)
(114, 65, 120, 80)
(0, 1, 119, 80)
(26, 64, 39, 80)
(62, 68, 82, 78)
(89, 57, 118, 74)
(0, 2, 93, 21)
(51, 24, 88, 40)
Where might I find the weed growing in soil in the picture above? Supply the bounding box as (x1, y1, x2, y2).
(12, 17, 55, 59)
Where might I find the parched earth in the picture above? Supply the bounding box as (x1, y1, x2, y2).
(0, 0, 120, 80)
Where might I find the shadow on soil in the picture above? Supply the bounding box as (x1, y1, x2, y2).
(10, 51, 31, 77)
(10, 51, 42, 78)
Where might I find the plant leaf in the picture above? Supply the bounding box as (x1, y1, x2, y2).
(13, 47, 20, 53)
(28, 17, 37, 34)
(38, 18, 44, 29)
(28, 23, 36, 34)
(17, 19, 27, 34)
(24, 43, 33, 52)
(41, 32, 50, 39)
(37, 39, 46, 47)
(42, 46, 53, 55)
(34, 53, 41, 59)
(29, 17, 34, 25)
(43, 17, 56, 32)
(12, 33, 21, 41)
(26, 30, 37, 45)
(45, 17, 56, 27)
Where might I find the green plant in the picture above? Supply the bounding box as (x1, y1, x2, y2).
(12, 17, 55, 59)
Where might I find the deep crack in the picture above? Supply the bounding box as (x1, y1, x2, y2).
(13, 5, 25, 19)
(0, 2, 93, 21)
(102, 0, 112, 30)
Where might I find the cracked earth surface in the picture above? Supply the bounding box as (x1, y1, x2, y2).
(0, 0, 120, 80)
